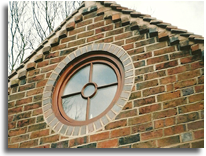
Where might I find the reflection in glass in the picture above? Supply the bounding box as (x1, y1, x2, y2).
(62, 94, 87, 121)
(84, 84, 95, 97)
(89, 85, 117, 119)
(63, 65, 90, 95)
(93, 64, 117, 86)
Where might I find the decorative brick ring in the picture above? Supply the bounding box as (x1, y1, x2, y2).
(42, 43, 135, 137)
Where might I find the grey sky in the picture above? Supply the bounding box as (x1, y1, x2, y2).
(117, 0, 204, 36)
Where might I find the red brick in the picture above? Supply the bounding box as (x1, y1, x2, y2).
(95, 24, 113, 34)
(146, 42, 167, 52)
(188, 93, 204, 103)
(157, 135, 180, 147)
(126, 35, 145, 44)
(156, 60, 178, 70)
(84, 11, 97, 20)
(77, 19, 93, 28)
(135, 37, 155, 47)
(116, 109, 137, 119)
(8, 92, 25, 101)
(131, 122, 153, 134)
(134, 96, 155, 107)
(112, 13, 121, 21)
(90, 131, 109, 142)
(153, 108, 177, 119)
(154, 46, 176, 56)
(8, 122, 16, 130)
(20, 139, 38, 148)
(180, 55, 201, 64)
(188, 120, 204, 130)
(77, 30, 94, 39)
(127, 47, 144, 55)
(87, 33, 104, 42)
(191, 61, 204, 70)
(177, 112, 199, 124)
(30, 129, 50, 139)
(135, 66, 154, 75)
(28, 69, 40, 77)
(8, 144, 19, 148)
(105, 119, 127, 130)
(41, 64, 57, 73)
(193, 129, 204, 140)
(28, 74, 44, 83)
(13, 111, 31, 121)
(8, 127, 27, 137)
(40, 134, 59, 145)
(69, 136, 87, 147)
(133, 140, 157, 148)
(122, 43, 134, 50)
(143, 86, 165, 97)
(26, 62, 36, 70)
(139, 103, 161, 115)
(35, 144, 50, 148)
(106, 28, 123, 37)
(160, 76, 176, 84)
(147, 55, 169, 65)
(136, 79, 158, 90)
(51, 44, 67, 52)
(61, 35, 76, 44)
(33, 108, 43, 116)
(141, 129, 163, 141)
(145, 70, 166, 80)
(24, 102, 41, 111)
(94, 15, 104, 22)
(170, 50, 190, 60)
(28, 123, 46, 132)
(191, 140, 204, 148)
(10, 134, 29, 143)
(178, 70, 201, 81)
(132, 52, 152, 61)
(69, 27, 85, 36)
(128, 114, 151, 126)
(122, 101, 132, 110)
(45, 51, 59, 59)
(111, 127, 130, 138)
(154, 117, 175, 129)
(198, 76, 204, 84)
(97, 138, 118, 148)
(174, 78, 196, 89)
(66, 22, 75, 31)
(17, 118, 35, 128)
(157, 91, 181, 102)
(19, 83, 35, 92)
(195, 85, 204, 93)
(16, 97, 32, 106)
(129, 91, 141, 100)
(178, 102, 204, 114)
(26, 88, 44, 97)
(163, 97, 187, 109)
(8, 106, 23, 115)
(167, 65, 189, 75)
(87, 21, 104, 30)
(115, 32, 132, 41)
(164, 125, 186, 136)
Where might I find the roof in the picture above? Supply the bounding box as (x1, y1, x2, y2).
(8, 1, 204, 85)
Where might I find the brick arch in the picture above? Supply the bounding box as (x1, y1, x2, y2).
(42, 43, 135, 137)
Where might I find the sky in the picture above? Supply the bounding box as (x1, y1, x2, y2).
(116, 0, 204, 36)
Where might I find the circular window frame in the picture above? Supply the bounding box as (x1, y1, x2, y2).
(42, 43, 135, 137)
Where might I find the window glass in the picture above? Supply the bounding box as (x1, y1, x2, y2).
(92, 64, 117, 87)
(89, 85, 117, 119)
(63, 65, 90, 95)
(62, 94, 87, 121)
(83, 84, 95, 97)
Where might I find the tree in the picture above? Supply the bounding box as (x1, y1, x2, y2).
(8, 1, 81, 74)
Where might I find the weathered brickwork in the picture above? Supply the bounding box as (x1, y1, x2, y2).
(8, 1, 204, 148)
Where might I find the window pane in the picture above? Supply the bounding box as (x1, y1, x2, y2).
(89, 85, 117, 119)
(63, 65, 90, 95)
(84, 84, 95, 97)
(93, 64, 117, 87)
(62, 94, 87, 121)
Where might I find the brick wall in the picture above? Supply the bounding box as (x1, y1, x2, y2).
(8, 1, 204, 148)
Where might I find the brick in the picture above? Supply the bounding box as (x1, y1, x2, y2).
(95, 24, 113, 34)
(193, 129, 204, 140)
(132, 52, 152, 61)
(67, 38, 85, 47)
(13, 111, 31, 121)
(157, 135, 180, 147)
(90, 131, 109, 142)
(180, 55, 201, 64)
(147, 55, 169, 65)
(167, 65, 189, 75)
(157, 91, 181, 102)
(170, 50, 190, 59)
(115, 32, 132, 41)
(135, 75, 144, 83)
(146, 42, 167, 52)
(122, 43, 134, 50)
(112, 13, 121, 22)
(145, 70, 166, 80)
(51, 141, 69, 148)
(18, 70, 27, 79)
(135, 37, 155, 47)
(127, 47, 144, 55)
(154, 46, 176, 56)
(95, 36, 113, 43)
(105, 119, 127, 130)
(131, 122, 153, 134)
(24, 102, 42, 111)
(153, 108, 177, 119)
(191, 61, 204, 70)
(35, 144, 50, 148)
(66, 22, 75, 31)
(60, 47, 77, 56)
(134, 96, 155, 107)
(182, 87, 194, 96)
(136, 79, 158, 90)
(154, 117, 175, 129)
(191, 140, 204, 148)
(106, 27, 124, 37)
(181, 132, 193, 142)
(178, 70, 201, 81)
(160, 75, 176, 84)
(84, 11, 97, 20)
(8, 92, 25, 101)
(164, 125, 186, 136)
(8, 106, 23, 115)
(188, 93, 204, 103)
(77, 30, 94, 39)
(28, 123, 46, 132)
(36, 79, 47, 88)
(94, 15, 104, 22)
(8, 127, 27, 137)
(133, 140, 157, 148)
(122, 101, 132, 110)
(111, 127, 130, 138)
(61, 35, 76, 44)
(50, 56, 65, 65)
(8, 144, 19, 148)
(195, 85, 204, 93)
(77, 19, 92, 28)
(163, 97, 187, 109)
(97, 138, 118, 148)
(26, 88, 44, 97)
(8, 101, 15, 108)
(143, 86, 165, 97)
(139, 103, 161, 115)
(18, 83, 35, 92)
(28, 74, 44, 83)
(20, 139, 38, 148)
(41, 64, 57, 73)
(128, 114, 151, 126)
(116, 109, 137, 119)
(26, 62, 36, 70)
(87, 21, 104, 30)
(30, 129, 50, 139)
(174, 78, 196, 89)
(17, 118, 35, 128)
(40, 134, 59, 145)
(119, 134, 140, 145)
(126, 35, 145, 44)
(129, 91, 141, 100)
(133, 60, 145, 68)
(16, 97, 32, 106)
(141, 129, 163, 141)
(87, 33, 104, 42)
(8, 122, 16, 130)
(177, 112, 199, 124)
(198, 76, 204, 84)
(156, 60, 178, 70)
(51, 43, 67, 52)
(179, 102, 204, 114)
(135, 66, 154, 75)
(10, 134, 29, 143)
(69, 136, 87, 147)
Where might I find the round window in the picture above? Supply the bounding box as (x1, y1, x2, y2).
(52, 52, 124, 126)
